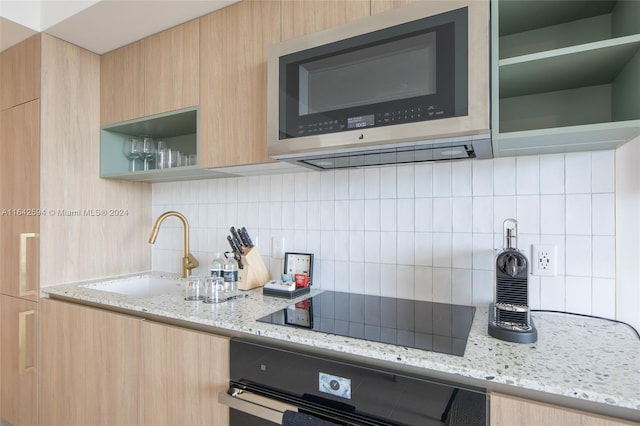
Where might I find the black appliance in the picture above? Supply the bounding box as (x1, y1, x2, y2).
(488, 219, 537, 343)
(221, 339, 487, 426)
(257, 291, 476, 357)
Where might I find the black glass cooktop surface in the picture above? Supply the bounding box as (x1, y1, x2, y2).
(257, 291, 476, 356)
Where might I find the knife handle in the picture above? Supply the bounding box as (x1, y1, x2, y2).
(240, 227, 254, 247)
(230, 227, 244, 253)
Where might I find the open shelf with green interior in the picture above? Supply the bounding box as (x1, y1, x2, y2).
(491, 0, 640, 157)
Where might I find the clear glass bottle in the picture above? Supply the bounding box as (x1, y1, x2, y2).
(210, 252, 224, 279)
(223, 252, 239, 297)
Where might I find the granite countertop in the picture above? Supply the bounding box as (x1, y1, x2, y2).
(42, 272, 640, 421)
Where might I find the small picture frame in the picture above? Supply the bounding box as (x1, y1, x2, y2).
(283, 252, 314, 286)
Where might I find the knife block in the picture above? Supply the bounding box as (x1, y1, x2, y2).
(237, 247, 271, 291)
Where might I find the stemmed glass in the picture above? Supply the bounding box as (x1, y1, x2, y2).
(123, 136, 142, 172)
(138, 136, 156, 171)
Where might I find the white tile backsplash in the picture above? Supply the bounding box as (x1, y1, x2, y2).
(151, 151, 618, 318)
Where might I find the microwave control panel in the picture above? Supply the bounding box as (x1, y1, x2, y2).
(295, 104, 451, 137)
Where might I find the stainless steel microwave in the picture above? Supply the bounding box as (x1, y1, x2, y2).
(267, 1, 491, 170)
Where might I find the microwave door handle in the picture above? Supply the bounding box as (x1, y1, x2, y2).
(218, 387, 298, 424)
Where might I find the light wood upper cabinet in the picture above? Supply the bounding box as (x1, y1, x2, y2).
(0, 34, 41, 110)
(0, 100, 40, 301)
(40, 34, 151, 284)
(199, 0, 281, 168)
(100, 20, 199, 126)
(0, 295, 38, 426)
(490, 393, 637, 426)
(40, 299, 142, 426)
(140, 321, 230, 426)
(280, 0, 370, 41)
(100, 40, 145, 125)
(370, 0, 418, 15)
(143, 20, 199, 117)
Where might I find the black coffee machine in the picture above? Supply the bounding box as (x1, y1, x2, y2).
(488, 219, 537, 343)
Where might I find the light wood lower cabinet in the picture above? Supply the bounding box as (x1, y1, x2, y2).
(140, 321, 229, 426)
(40, 299, 141, 426)
(40, 299, 230, 426)
(490, 393, 638, 426)
(0, 295, 38, 426)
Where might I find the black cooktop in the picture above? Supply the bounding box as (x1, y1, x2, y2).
(257, 291, 476, 356)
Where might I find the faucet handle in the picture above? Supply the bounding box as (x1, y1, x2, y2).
(183, 253, 200, 277)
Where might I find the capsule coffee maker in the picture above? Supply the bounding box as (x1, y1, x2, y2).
(488, 218, 537, 343)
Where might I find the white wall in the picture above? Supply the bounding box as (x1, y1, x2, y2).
(151, 150, 627, 323)
(615, 137, 640, 332)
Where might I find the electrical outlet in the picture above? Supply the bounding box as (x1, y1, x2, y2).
(271, 236, 285, 259)
(531, 244, 557, 276)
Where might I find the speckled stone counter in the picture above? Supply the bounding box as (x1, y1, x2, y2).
(42, 273, 640, 421)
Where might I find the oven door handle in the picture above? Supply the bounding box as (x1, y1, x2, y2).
(218, 385, 299, 424)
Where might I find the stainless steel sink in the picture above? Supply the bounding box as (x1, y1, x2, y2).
(83, 276, 183, 298)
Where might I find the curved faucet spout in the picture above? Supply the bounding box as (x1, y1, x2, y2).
(149, 211, 199, 278)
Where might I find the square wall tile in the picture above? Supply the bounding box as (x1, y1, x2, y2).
(433, 162, 452, 197)
(565, 276, 592, 315)
(397, 165, 415, 198)
(592, 193, 615, 236)
(380, 167, 397, 199)
(414, 163, 433, 198)
(540, 276, 565, 311)
(452, 161, 472, 196)
(539, 154, 565, 194)
(473, 196, 493, 233)
(433, 198, 452, 232)
(565, 194, 591, 235)
(349, 169, 365, 199)
(516, 156, 540, 195)
(415, 198, 433, 232)
(565, 235, 592, 277)
(452, 197, 473, 233)
(565, 152, 591, 194)
(472, 159, 493, 196)
(540, 195, 564, 235)
(591, 150, 615, 193)
(493, 157, 515, 195)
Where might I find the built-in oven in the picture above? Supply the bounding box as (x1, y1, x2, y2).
(220, 339, 487, 426)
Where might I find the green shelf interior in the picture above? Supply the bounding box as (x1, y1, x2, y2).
(100, 107, 199, 178)
(495, 0, 640, 134)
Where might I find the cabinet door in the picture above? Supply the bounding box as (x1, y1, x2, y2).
(140, 321, 230, 425)
(280, 0, 370, 41)
(0, 34, 40, 110)
(370, 0, 418, 15)
(100, 41, 145, 125)
(144, 19, 199, 117)
(490, 393, 637, 426)
(199, 0, 281, 168)
(39, 299, 141, 426)
(0, 101, 40, 300)
(0, 295, 38, 426)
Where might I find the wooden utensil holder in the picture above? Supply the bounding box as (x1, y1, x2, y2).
(237, 247, 271, 290)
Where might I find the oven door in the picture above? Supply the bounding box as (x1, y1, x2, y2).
(222, 339, 487, 426)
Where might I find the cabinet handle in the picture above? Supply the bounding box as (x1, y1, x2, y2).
(19, 232, 38, 296)
(18, 309, 36, 374)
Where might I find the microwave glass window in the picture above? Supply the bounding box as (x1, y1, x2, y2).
(299, 32, 437, 116)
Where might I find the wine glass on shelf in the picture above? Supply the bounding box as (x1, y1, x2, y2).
(123, 136, 141, 172)
(139, 136, 156, 171)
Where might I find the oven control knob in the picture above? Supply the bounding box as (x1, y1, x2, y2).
(319, 372, 351, 399)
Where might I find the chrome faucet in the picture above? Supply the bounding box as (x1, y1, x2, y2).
(148, 211, 199, 278)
